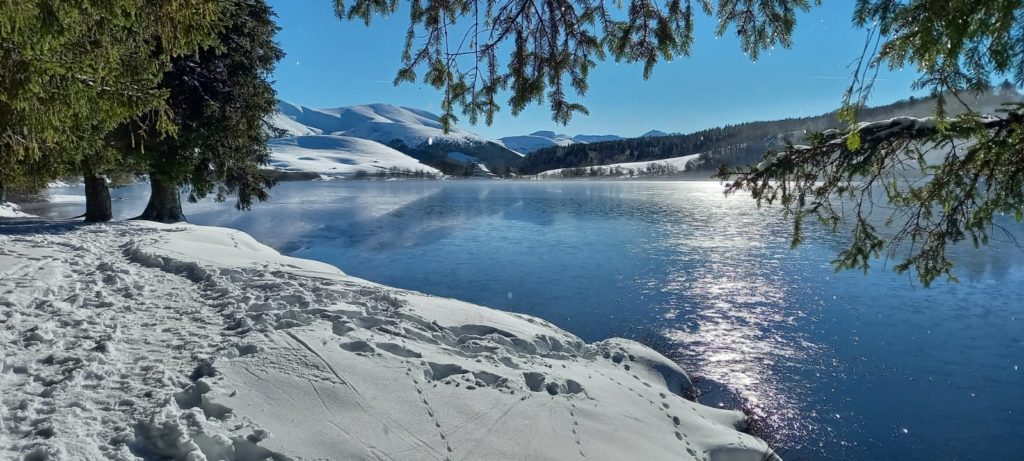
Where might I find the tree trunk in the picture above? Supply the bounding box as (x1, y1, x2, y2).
(0, 182, 6, 202)
(84, 174, 112, 222)
(138, 174, 185, 223)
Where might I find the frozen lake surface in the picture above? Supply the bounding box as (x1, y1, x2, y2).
(25, 180, 1024, 460)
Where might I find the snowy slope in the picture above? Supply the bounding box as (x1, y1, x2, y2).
(0, 202, 33, 217)
(273, 101, 497, 147)
(499, 131, 627, 154)
(268, 135, 440, 177)
(0, 221, 780, 461)
(269, 101, 524, 169)
(265, 111, 321, 137)
(499, 131, 578, 154)
(537, 153, 703, 178)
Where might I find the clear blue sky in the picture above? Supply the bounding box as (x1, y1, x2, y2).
(267, 1, 925, 139)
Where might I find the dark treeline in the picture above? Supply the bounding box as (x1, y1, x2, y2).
(352, 168, 442, 180)
(383, 139, 521, 176)
(519, 84, 1021, 176)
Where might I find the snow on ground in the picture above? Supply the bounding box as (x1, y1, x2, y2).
(268, 135, 441, 177)
(0, 202, 33, 218)
(0, 219, 780, 461)
(537, 153, 704, 178)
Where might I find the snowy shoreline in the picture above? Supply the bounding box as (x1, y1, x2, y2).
(1, 218, 780, 460)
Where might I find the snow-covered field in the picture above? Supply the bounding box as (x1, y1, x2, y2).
(0, 217, 779, 460)
(268, 135, 440, 177)
(537, 153, 704, 178)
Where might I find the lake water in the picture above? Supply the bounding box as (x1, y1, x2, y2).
(24, 180, 1024, 460)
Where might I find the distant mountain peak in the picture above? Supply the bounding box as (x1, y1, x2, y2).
(529, 130, 559, 139)
(641, 130, 673, 138)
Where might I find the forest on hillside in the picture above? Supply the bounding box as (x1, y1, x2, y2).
(518, 84, 1022, 176)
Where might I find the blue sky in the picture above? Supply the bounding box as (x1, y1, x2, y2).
(267, 1, 925, 139)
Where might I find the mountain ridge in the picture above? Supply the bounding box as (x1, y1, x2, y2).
(267, 101, 523, 174)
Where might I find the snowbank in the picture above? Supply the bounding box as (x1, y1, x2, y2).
(0, 221, 780, 460)
(0, 202, 33, 218)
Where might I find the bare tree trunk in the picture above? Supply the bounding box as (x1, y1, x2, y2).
(137, 173, 185, 223)
(0, 182, 6, 203)
(83, 174, 112, 222)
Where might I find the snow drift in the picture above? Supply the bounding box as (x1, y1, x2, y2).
(0, 220, 779, 460)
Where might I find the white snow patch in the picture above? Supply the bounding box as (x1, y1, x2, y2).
(538, 153, 704, 178)
(0, 202, 33, 218)
(499, 131, 578, 154)
(268, 135, 441, 177)
(265, 111, 322, 137)
(0, 221, 780, 461)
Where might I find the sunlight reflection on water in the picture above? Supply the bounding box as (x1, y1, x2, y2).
(633, 183, 825, 449)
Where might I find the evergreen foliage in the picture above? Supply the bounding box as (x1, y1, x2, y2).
(720, 0, 1024, 285)
(112, 0, 285, 222)
(335, 0, 818, 127)
(519, 90, 1018, 175)
(0, 0, 222, 200)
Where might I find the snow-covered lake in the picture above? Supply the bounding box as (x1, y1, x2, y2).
(24, 180, 1024, 460)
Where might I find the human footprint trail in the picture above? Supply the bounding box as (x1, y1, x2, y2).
(1, 219, 780, 460)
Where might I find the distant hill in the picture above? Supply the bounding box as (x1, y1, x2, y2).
(640, 130, 678, 138)
(499, 131, 577, 154)
(268, 101, 523, 174)
(518, 89, 1022, 176)
(536, 153, 702, 178)
(498, 131, 625, 154)
(572, 134, 623, 143)
(267, 135, 440, 178)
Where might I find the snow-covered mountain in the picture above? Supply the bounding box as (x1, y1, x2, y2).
(268, 101, 523, 172)
(275, 101, 491, 146)
(641, 129, 680, 138)
(265, 111, 321, 137)
(498, 131, 625, 154)
(498, 131, 578, 154)
(268, 135, 440, 177)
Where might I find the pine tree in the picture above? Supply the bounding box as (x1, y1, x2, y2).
(114, 0, 285, 223)
(335, 0, 818, 128)
(342, 0, 1024, 285)
(718, 1, 1024, 285)
(0, 1, 222, 221)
